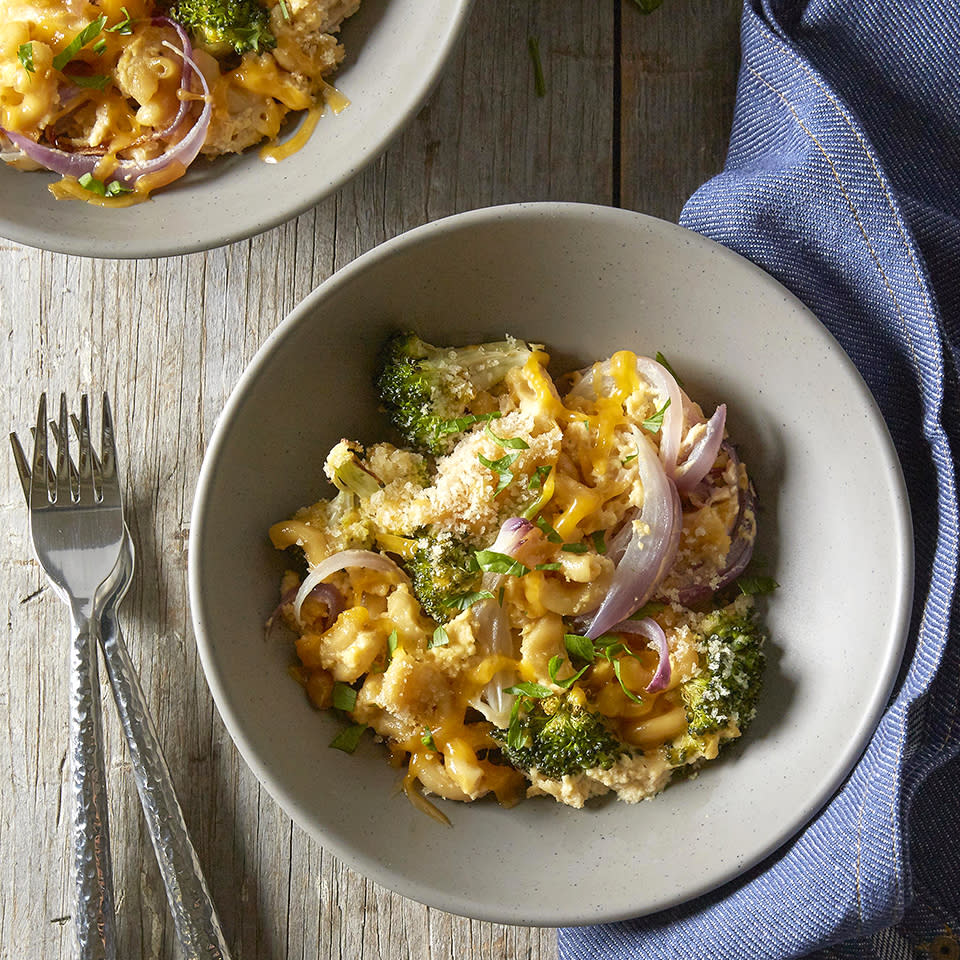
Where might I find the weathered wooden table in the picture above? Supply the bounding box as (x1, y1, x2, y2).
(0, 1, 740, 955)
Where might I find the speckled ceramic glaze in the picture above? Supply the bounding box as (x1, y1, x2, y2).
(189, 203, 913, 925)
(0, 0, 473, 258)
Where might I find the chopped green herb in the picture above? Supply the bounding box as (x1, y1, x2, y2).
(655, 351, 683, 386)
(564, 633, 596, 663)
(497, 585, 506, 606)
(536, 562, 562, 571)
(64, 73, 111, 90)
(485, 423, 530, 450)
(53, 15, 107, 71)
(631, 601, 666, 620)
(612, 657, 645, 703)
(474, 550, 529, 577)
(440, 589, 495, 612)
(547, 654, 589, 689)
(478, 450, 519, 496)
(622, 452, 638, 465)
(332, 681, 357, 713)
(527, 36, 546, 97)
(642, 398, 671, 433)
(329, 723, 367, 753)
(77, 173, 132, 197)
(421, 728, 438, 751)
(590, 530, 607, 554)
(505, 680, 553, 699)
(429, 625, 449, 648)
(387, 629, 398, 659)
(534, 515, 563, 543)
(106, 7, 135, 34)
(278, 0, 291, 19)
(92, 38, 107, 54)
(436, 411, 501, 436)
(737, 575, 780, 596)
(17, 42, 34, 73)
(561, 542, 589, 554)
(528, 464, 552, 492)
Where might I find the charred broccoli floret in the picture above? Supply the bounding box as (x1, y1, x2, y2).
(401, 530, 482, 622)
(375, 332, 533, 455)
(668, 605, 766, 765)
(491, 691, 625, 781)
(167, 0, 275, 55)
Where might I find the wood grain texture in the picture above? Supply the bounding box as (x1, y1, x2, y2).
(0, 1, 740, 956)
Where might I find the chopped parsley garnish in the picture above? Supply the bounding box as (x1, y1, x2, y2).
(429, 625, 449, 648)
(18, 42, 34, 73)
(53, 16, 107, 71)
(436, 411, 501, 437)
(440, 589, 495, 612)
(387, 629, 398, 659)
(505, 680, 553, 699)
(278, 0, 291, 19)
(528, 464, 552, 492)
(332, 681, 357, 712)
(421, 728, 438, 751)
(474, 550, 529, 577)
(622, 452, 638, 465)
(65, 73, 112, 90)
(561, 542, 589, 554)
(484, 423, 529, 450)
(534, 516, 563, 543)
(590, 530, 607, 554)
(329, 723, 367, 753)
(92, 38, 107, 54)
(642, 398, 671, 433)
(527, 36, 546, 97)
(564, 632, 646, 702)
(536, 562, 561, 571)
(655, 350, 683, 386)
(477, 450, 519, 496)
(77, 173, 132, 197)
(547, 654, 589, 689)
(106, 7, 135, 34)
(737, 575, 780, 596)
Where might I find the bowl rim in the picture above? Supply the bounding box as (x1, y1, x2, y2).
(0, 0, 475, 259)
(189, 201, 915, 924)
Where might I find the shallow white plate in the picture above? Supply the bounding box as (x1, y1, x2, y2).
(0, 0, 472, 259)
(189, 202, 913, 925)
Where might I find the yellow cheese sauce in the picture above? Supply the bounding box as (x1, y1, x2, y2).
(270, 337, 769, 814)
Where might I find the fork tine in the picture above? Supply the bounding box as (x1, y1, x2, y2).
(100, 393, 117, 482)
(56, 394, 72, 499)
(48, 420, 80, 489)
(77, 394, 95, 502)
(9, 432, 31, 503)
(29, 393, 49, 507)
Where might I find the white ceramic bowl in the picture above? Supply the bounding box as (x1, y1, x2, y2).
(0, 0, 473, 258)
(189, 202, 913, 925)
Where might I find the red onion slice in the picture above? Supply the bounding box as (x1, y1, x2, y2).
(611, 617, 671, 692)
(1, 17, 210, 188)
(293, 549, 407, 627)
(584, 427, 682, 638)
(675, 403, 726, 492)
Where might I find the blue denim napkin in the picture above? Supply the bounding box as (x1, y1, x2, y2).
(560, 1, 960, 957)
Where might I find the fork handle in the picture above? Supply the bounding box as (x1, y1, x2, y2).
(99, 610, 233, 960)
(69, 614, 118, 960)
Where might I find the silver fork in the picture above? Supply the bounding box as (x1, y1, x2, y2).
(12, 403, 234, 960)
(13, 393, 124, 960)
